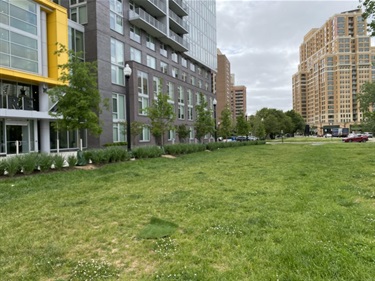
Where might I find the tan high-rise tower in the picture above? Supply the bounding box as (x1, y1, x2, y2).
(216, 49, 233, 121)
(292, 9, 374, 134)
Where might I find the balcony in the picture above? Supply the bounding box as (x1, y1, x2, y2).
(132, 0, 166, 17)
(160, 29, 188, 52)
(169, 0, 188, 17)
(169, 9, 188, 34)
(129, 8, 167, 38)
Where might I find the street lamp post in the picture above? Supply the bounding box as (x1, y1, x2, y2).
(124, 64, 132, 152)
(213, 98, 217, 142)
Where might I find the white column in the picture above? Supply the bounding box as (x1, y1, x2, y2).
(40, 120, 50, 153)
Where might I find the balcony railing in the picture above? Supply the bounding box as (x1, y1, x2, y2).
(169, 0, 188, 16)
(169, 9, 188, 34)
(132, 0, 166, 17)
(129, 8, 167, 37)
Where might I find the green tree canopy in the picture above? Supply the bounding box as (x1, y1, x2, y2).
(359, 0, 375, 36)
(47, 44, 106, 139)
(146, 93, 176, 146)
(359, 82, 375, 133)
(285, 110, 305, 134)
(194, 93, 214, 142)
(219, 106, 233, 139)
(236, 111, 250, 136)
(176, 124, 191, 143)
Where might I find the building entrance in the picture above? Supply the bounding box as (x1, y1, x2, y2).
(6, 125, 29, 154)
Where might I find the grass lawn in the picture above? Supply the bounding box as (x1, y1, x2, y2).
(1, 143, 374, 280)
(268, 136, 342, 143)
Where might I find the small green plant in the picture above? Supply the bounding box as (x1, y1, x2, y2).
(67, 155, 77, 168)
(20, 153, 38, 175)
(0, 159, 6, 176)
(4, 156, 21, 177)
(53, 154, 65, 170)
(38, 153, 54, 172)
(69, 259, 119, 280)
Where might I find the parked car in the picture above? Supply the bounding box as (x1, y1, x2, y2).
(342, 134, 368, 143)
(236, 136, 248, 142)
(364, 132, 373, 138)
(324, 133, 332, 138)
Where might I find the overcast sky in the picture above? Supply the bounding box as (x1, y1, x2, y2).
(216, 0, 361, 115)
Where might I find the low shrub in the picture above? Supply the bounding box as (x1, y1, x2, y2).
(103, 142, 127, 147)
(19, 153, 38, 175)
(37, 153, 54, 172)
(53, 154, 65, 170)
(164, 143, 206, 155)
(3, 156, 21, 177)
(67, 155, 77, 168)
(132, 146, 163, 159)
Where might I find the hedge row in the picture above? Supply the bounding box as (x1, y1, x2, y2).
(0, 141, 265, 177)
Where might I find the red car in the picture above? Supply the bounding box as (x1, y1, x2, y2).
(342, 134, 368, 142)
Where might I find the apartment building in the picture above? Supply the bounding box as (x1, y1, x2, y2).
(0, 0, 86, 155)
(59, 0, 217, 147)
(292, 9, 375, 134)
(216, 48, 232, 122)
(231, 85, 247, 119)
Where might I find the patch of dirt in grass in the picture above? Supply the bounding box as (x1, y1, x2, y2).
(75, 164, 98, 170)
(162, 155, 176, 159)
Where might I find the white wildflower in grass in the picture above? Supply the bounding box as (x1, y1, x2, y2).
(69, 259, 119, 280)
(154, 267, 200, 280)
(206, 224, 244, 237)
(154, 237, 177, 258)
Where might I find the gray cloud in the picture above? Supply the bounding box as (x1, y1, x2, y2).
(216, 0, 360, 115)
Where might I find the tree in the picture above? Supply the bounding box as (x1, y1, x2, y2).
(47, 44, 106, 144)
(358, 82, 375, 133)
(359, 0, 375, 36)
(236, 111, 249, 136)
(146, 93, 175, 146)
(121, 121, 144, 145)
(176, 124, 191, 143)
(251, 116, 266, 139)
(194, 93, 214, 143)
(218, 106, 233, 139)
(285, 110, 305, 134)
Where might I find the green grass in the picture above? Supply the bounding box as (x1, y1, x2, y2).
(269, 136, 342, 143)
(1, 143, 374, 280)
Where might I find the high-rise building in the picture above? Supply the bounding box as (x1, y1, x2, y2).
(216, 48, 232, 121)
(0, 0, 85, 155)
(0, 0, 217, 156)
(231, 85, 247, 119)
(61, 0, 217, 147)
(292, 9, 375, 134)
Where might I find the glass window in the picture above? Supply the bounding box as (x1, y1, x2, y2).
(190, 63, 195, 72)
(167, 82, 174, 101)
(181, 57, 187, 67)
(172, 67, 178, 78)
(110, 0, 123, 34)
(138, 71, 149, 115)
(130, 24, 141, 43)
(130, 47, 141, 63)
(112, 92, 126, 142)
(111, 38, 124, 85)
(140, 126, 150, 141)
(147, 55, 156, 69)
(160, 61, 168, 74)
(171, 52, 178, 63)
(146, 34, 155, 51)
(70, 2, 88, 24)
(153, 76, 161, 98)
(160, 43, 167, 57)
